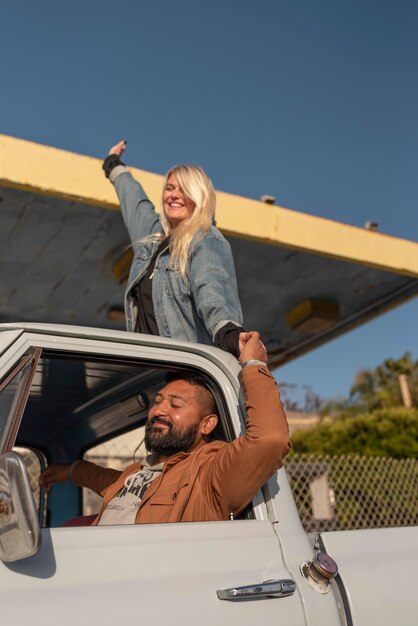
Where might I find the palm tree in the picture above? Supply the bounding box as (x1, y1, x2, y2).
(349, 353, 417, 410)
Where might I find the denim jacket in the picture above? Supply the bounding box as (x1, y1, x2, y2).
(112, 169, 243, 344)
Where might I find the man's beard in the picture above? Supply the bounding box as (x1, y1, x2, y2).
(145, 417, 199, 456)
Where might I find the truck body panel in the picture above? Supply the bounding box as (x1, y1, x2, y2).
(321, 526, 418, 626)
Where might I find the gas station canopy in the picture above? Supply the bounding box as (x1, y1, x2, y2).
(1, 134, 417, 368)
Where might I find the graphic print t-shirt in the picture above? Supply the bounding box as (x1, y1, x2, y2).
(98, 458, 164, 526)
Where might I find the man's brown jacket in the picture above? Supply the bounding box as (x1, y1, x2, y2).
(71, 364, 291, 524)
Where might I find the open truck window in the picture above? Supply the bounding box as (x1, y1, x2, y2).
(5, 349, 236, 527)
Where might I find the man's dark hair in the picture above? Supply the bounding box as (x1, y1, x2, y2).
(167, 372, 217, 417)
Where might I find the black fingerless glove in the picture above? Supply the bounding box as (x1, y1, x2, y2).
(102, 154, 126, 178)
(214, 322, 244, 357)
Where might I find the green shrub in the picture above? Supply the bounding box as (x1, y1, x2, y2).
(290, 407, 418, 459)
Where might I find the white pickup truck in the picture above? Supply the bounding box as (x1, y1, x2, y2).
(0, 323, 416, 626)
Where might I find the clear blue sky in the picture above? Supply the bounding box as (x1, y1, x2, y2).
(1, 0, 417, 403)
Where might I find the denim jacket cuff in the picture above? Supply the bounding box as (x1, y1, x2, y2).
(109, 165, 129, 184)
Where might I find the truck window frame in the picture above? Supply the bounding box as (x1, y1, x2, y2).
(7, 345, 252, 526)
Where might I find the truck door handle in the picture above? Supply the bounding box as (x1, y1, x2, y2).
(217, 579, 296, 601)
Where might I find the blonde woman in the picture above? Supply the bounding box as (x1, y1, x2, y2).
(103, 141, 246, 356)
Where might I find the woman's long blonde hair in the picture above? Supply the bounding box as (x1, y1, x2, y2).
(160, 164, 216, 278)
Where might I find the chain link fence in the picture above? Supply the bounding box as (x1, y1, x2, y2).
(285, 453, 418, 532)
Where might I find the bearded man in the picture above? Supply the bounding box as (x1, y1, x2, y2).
(39, 332, 291, 524)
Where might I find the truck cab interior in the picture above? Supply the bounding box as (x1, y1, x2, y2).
(10, 349, 234, 527)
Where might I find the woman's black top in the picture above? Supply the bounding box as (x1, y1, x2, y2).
(133, 238, 170, 335)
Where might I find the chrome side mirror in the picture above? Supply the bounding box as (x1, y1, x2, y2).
(0, 451, 41, 562)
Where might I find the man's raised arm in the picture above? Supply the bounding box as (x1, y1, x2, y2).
(205, 331, 291, 519)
